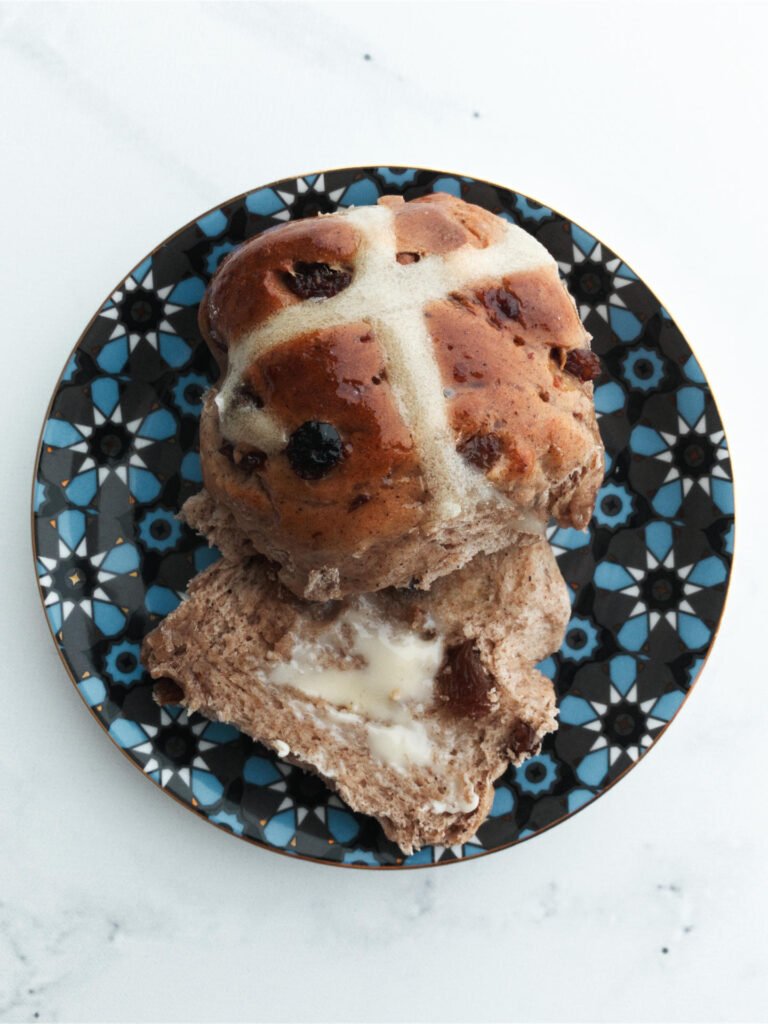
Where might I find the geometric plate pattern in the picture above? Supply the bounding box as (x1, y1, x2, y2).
(32, 167, 734, 868)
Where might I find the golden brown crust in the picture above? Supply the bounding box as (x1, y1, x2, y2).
(387, 191, 505, 256)
(196, 194, 604, 596)
(198, 216, 361, 367)
(233, 322, 424, 528)
(426, 268, 603, 527)
(200, 321, 427, 579)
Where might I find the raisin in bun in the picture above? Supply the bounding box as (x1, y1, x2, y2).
(198, 193, 604, 600)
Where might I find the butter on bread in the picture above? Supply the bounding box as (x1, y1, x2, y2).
(141, 493, 570, 854)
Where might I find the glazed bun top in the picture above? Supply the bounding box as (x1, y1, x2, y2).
(197, 193, 604, 599)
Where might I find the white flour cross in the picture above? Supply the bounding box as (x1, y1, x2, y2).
(218, 203, 555, 517)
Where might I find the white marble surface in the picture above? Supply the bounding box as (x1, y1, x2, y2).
(1, 2, 766, 1022)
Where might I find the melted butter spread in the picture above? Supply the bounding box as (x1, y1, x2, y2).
(268, 609, 444, 770)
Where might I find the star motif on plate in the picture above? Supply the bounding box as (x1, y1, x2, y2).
(37, 509, 139, 638)
(594, 520, 727, 652)
(109, 708, 234, 807)
(559, 654, 684, 787)
(42, 377, 176, 506)
(558, 225, 642, 342)
(630, 387, 733, 518)
(96, 257, 204, 372)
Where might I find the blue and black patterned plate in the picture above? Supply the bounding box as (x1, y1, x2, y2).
(32, 167, 734, 868)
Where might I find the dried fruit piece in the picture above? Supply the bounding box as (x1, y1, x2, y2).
(286, 421, 345, 479)
(564, 348, 601, 382)
(477, 285, 522, 327)
(509, 720, 538, 757)
(283, 262, 353, 299)
(154, 679, 184, 706)
(457, 432, 502, 470)
(436, 640, 498, 719)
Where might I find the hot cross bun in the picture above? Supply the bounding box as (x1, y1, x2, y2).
(197, 193, 604, 600)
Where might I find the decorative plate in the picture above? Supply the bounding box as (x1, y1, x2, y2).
(32, 167, 734, 868)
